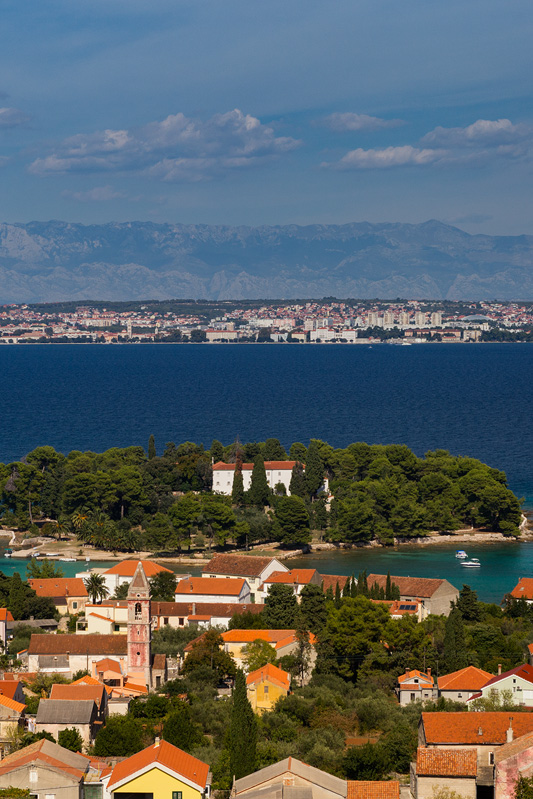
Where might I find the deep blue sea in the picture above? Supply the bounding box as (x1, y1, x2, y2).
(2, 342, 533, 603)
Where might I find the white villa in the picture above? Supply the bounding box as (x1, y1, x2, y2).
(212, 460, 300, 495)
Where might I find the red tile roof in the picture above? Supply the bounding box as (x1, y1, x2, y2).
(0, 609, 14, 622)
(481, 664, 533, 689)
(50, 683, 106, 704)
(438, 666, 493, 692)
(202, 553, 285, 578)
(347, 781, 400, 799)
(28, 634, 127, 655)
(398, 670, 434, 687)
(28, 577, 88, 598)
(175, 577, 247, 596)
(366, 574, 449, 598)
(416, 748, 477, 777)
(152, 601, 264, 618)
(422, 712, 533, 744)
(0, 694, 25, 713)
(320, 574, 348, 592)
(95, 658, 123, 673)
(0, 681, 22, 700)
(510, 578, 533, 600)
(213, 461, 297, 472)
(104, 560, 172, 577)
(108, 740, 209, 789)
(246, 663, 290, 690)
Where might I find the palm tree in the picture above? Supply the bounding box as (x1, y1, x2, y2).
(84, 573, 109, 604)
(71, 506, 90, 532)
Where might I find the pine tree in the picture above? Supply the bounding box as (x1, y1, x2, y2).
(148, 435, 156, 460)
(300, 584, 327, 633)
(8, 572, 28, 620)
(249, 454, 270, 507)
(289, 462, 307, 498)
(232, 455, 244, 506)
(210, 439, 225, 462)
(442, 608, 467, 672)
(304, 440, 325, 499)
(455, 584, 482, 621)
(229, 670, 257, 780)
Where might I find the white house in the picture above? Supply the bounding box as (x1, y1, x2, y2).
(175, 577, 251, 604)
(76, 560, 175, 596)
(212, 461, 301, 496)
(202, 554, 288, 604)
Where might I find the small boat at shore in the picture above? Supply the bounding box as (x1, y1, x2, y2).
(59, 557, 76, 562)
(4, 550, 12, 558)
(456, 550, 468, 559)
(461, 557, 481, 567)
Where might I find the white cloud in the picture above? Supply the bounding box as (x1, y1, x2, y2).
(324, 145, 447, 170)
(29, 109, 300, 181)
(421, 118, 530, 147)
(321, 112, 404, 132)
(0, 107, 31, 129)
(62, 185, 128, 202)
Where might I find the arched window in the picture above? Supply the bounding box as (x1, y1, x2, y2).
(135, 602, 142, 618)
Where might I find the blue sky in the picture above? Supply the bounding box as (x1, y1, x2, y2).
(1, 0, 532, 234)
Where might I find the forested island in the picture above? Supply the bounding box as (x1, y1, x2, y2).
(0, 438, 522, 553)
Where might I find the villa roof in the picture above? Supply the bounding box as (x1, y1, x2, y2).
(366, 574, 449, 598)
(95, 658, 123, 673)
(28, 633, 127, 655)
(175, 577, 247, 596)
(185, 628, 314, 655)
(438, 666, 493, 691)
(264, 569, 318, 585)
(246, 663, 290, 690)
(416, 748, 477, 777)
(108, 740, 209, 789)
(104, 560, 172, 577)
(28, 577, 88, 598)
(213, 461, 297, 472)
(347, 782, 400, 799)
(202, 553, 286, 578)
(50, 683, 106, 704)
(320, 574, 348, 592)
(421, 712, 533, 745)
(510, 578, 533, 600)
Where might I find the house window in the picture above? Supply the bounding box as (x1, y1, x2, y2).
(164, 617, 169, 625)
(135, 602, 142, 618)
(410, 693, 415, 701)
(45, 794, 55, 799)
(179, 617, 184, 626)
(173, 792, 183, 799)
(73, 602, 78, 609)
(84, 785, 103, 799)
(489, 752, 495, 765)
(458, 693, 462, 698)
(30, 770, 38, 783)
(114, 624, 120, 632)
(264, 686, 269, 694)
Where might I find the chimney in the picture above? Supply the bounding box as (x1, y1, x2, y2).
(478, 727, 483, 736)
(192, 603, 196, 615)
(507, 718, 514, 743)
(427, 668, 431, 677)
(154, 736, 160, 746)
(498, 664, 502, 675)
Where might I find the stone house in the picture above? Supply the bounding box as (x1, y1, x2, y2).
(366, 575, 459, 616)
(411, 748, 478, 799)
(49, 682, 108, 723)
(27, 577, 88, 614)
(35, 698, 101, 748)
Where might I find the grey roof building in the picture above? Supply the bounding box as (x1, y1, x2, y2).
(35, 699, 100, 748)
(232, 757, 348, 799)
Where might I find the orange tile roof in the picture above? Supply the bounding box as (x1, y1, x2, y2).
(416, 748, 477, 777)
(438, 666, 493, 692)
(28, 577, 88, 598)
(422, 712, 533, 744)
(347, 781, 400, 799)
(222, 629, 297, 644)
(246, 663, 290, 690)
(0, 609, 14, 622)
(510, 578, 533, 600)
(0, 694, 25, 713)
(88, 612, 114, 622)
(320, 574, 348, 592)
(50, 683, 106, 704)
(29, 634, 126, 655)
(95, 658, 123, 674)
(71, 675, 113, 695)
(0, 681, 22, 700)
(264, 569, 318, 585)
(108, 740, 209, 789)
(175, 577, 247, 596)
(104, 560, 173, 577)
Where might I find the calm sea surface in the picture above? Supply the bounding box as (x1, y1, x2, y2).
(2, 342, 533, 602)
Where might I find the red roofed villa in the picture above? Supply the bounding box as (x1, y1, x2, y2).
(175, 577, 251, 604)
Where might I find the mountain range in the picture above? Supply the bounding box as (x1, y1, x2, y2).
(1, 219, 533, 303)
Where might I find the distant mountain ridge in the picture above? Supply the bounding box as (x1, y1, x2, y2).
(1, 219, 533, 302)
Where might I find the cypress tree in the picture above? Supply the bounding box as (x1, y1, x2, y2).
(343, 577, 351, 597)
(385, 572, 392, 600)
(325, 585, 334, 602)
(442, 608, 467, 672)
(249, 454, 270, 507)
(334, 582, 342, 608)
(148, 435, 156, 460)
(229, 670, 257, 780)
(350, 575, 357, 598)
(232, 455, 244, 506)
(289, 462, 307, 498)
(304, 440, 325, 500)
(210, 439, 224, 462)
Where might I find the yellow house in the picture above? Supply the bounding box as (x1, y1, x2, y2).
(246, 663, 290, 713)
(106, 740, 211, 799)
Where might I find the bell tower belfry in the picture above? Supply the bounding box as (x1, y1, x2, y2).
(127, 562, 152, 689)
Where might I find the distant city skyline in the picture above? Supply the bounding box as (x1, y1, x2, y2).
(0, 0, 531, 235)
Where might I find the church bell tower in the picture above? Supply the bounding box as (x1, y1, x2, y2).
(127, 562, 152, 689)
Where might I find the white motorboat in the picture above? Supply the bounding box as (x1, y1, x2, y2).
(456, 550, 468, 559)
(59, 557, 76, 562)
(461, 558, 481, 567)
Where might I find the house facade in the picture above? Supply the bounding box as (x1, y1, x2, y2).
(212, 461, 301, 496)
(27, 577, 88, 614)
(231, 757, 347, 799)
(366, 575, 459, 616)
(438, 666, 494, 703)
(35, 698, 100, 748)
(258, 569, 322, 602)
(467, 665, 533, 707)
(397, 670, 436, 705)
(411, 748, 478, 799)
(246, 663, 290, 713)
